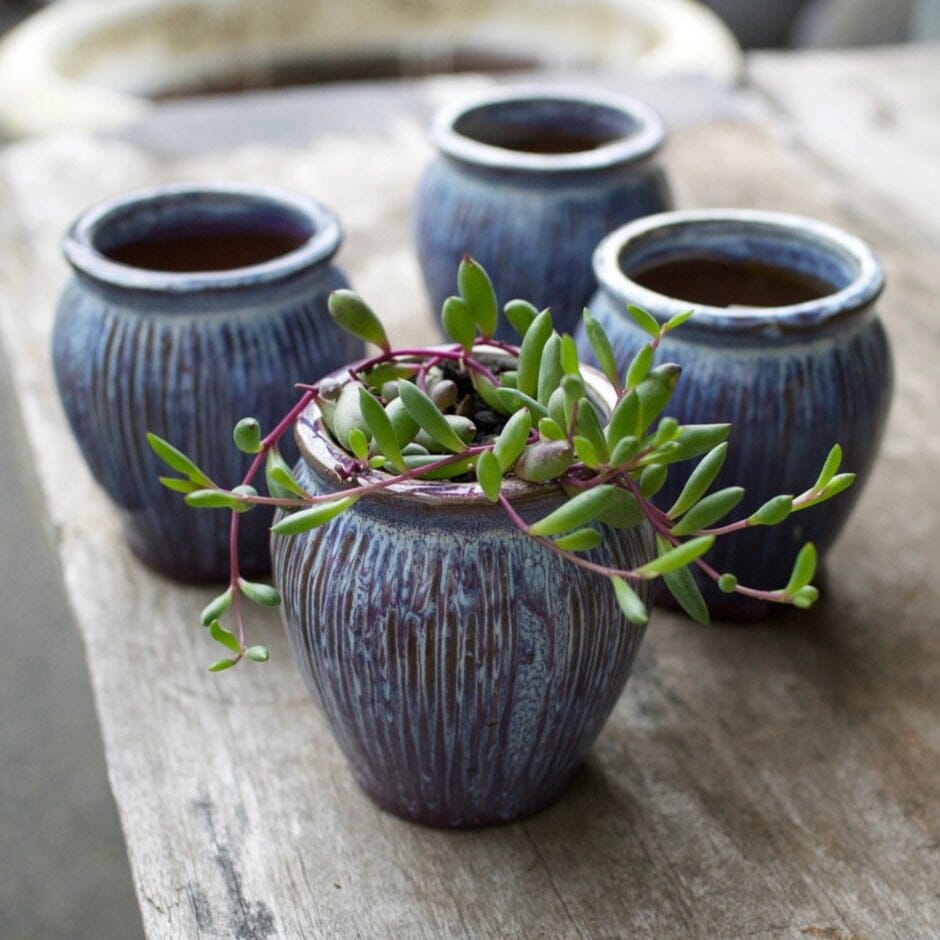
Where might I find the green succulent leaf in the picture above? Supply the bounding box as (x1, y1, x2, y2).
(245, 645, 270, 663)
(270, 496, 358, 535)
(561, 373, 585, 407)
(265, 448, 308, 499)
(609, 436, 642, 468)
(514, 440, 574, 483)
(573, 436, 599, 468)
(146, 433, 214, 488)
(475, 449, 503, 502)
(627, 304, 661, 339)
(653, 417, 680, 447)
(664, 309, 695, 332)
(822, 473, 856, 499)
(718, 573, 738, 593)
(458, 257, 498, 338)
(636, 535, 715, 578)
(792, 585, 820, 609)
(209, 619, 241, 654)
(200, 588, 233, 627)
(346, 426, 369, 461)
(659, 424, 731, 465)
(328, 289, 390, 351)
(384, 396, 422, 446)
(538, 417, 565, 441)
(238, 579, 282, 607)
(517, 309, 554, 398)
(607, 390, 641, 445)
(470, 373, 512, 416)
(625, 344, 654, 390)
(503, 299, 539, 337)
(813, 444, 843, 491)
(802, 473, 856, 508)
(495, 387, 549, 423)
(639, 463, 668, 498)
(559, 334, 580, 376)
(529, 484, 619, 537)
(184, 489, 244, 510)
(553, 528, 604, 552)
(633, 364, 681, 431)
(576, 400, 609, 463)
(208, 658, 238, 672)
(605, 489, 645, 530)
(582, 309, 619, 387)
(611, 576, 649, 625)
(332, 381, 372, 450)
(361, 362, 419, 392)
(159, 476, 200, 494)
(233, 417, 263, 454)
(493, 409, 532, 472)
(441, 295, 477, 352)
(656, 537, 709, 624)
(547, 386, 568, 431)
(400, 454, 474, 479)
(537, 334, 564, 406)
(398, 381, 467, 453)
(668, 443, 728, 518)
(784, 543, 817, 596)
(359, 387, 406, 471)
(670, 486, 745, 536)
(749, 494, 794, 526)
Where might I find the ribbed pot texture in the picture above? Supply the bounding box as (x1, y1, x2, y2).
(52, 184, 362, 582)
(272, 372, 655, 828)
(579, 209, 894, 619)
(414, 86, 672, 341)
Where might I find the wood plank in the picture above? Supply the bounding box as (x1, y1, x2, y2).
(748, 44, 940, 235)
(0, 63, 937, 938)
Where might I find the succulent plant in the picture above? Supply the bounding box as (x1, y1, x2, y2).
(149, 258, 854, 670)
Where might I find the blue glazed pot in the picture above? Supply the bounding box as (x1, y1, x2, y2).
(579, 209, 893, 619)
(52, 183, 362, 582)
(414, 86, 672, 341)
(271, 360, 654, 828)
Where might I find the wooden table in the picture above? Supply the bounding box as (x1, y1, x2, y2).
(1, 47, 937, 939)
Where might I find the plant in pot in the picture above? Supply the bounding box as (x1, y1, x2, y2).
(147, 258, 853, 828)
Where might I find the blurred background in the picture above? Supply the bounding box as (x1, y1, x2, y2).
(0, 1, 935, 938)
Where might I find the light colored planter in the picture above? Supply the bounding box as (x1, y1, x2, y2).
(0, 0, 740, 138)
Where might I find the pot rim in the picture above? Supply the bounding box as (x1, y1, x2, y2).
(295, 346, 618, 507)
(592, 208, 885, 333)
(429, 84, 666, 175)
(62, 182, 343, 294)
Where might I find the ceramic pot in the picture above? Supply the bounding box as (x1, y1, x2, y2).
(579, 209, 893, 619)
(271, 360, 654, 827)
(414, 86, 672, 341)
(0, 0, 740, 139)
(52, 183, 362, 582)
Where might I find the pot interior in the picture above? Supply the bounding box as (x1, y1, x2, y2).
(453, 97, 639, 155)
(93, 193, 316, 273)
(630, 256, 837, 308)
(617, 221, 859, 309)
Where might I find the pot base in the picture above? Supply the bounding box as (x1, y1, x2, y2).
(355, 765, 579, 830)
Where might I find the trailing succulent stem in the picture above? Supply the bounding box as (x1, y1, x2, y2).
(149, 257, 854, 670)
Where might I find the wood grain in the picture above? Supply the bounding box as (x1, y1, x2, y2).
(0, 60, 937, 938)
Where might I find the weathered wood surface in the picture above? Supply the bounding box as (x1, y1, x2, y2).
(0, 55, 937, 939)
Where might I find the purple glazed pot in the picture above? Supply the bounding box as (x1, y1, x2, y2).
(271, 360, 654, 828)
(415, 85, 671, 342)
(52, 183, 362, 582)
(578, 209, 893, 620)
